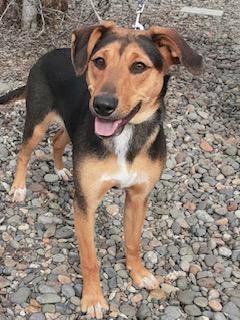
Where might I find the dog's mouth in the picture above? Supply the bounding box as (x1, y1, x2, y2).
(94, 102, 141, 137)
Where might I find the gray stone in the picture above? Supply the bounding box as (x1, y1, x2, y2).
(42, 304, 55, 313)
(55, 226, 74, 239)
(176, 277, 188, 290)
(184, 304, 202, 316)
(225, 145, 237, 156)
(221, 165, 235, 176)
(196, 210, 214, 223)
(213, 313, 227, 320)
(0, 144, 9, 159)
(29, 313, 45, 320)
(178, 290, 195, 304)
(37, 215, 54, 225)
(162, 306, 182, 320)
(0, 82, 11, 94)
(144, 251, 158, 264)
(136, 303, 150, 319)
(172, 221, 181, 235)
(222, 302, 240, 319)
(61, 284, 75, 298)
(38, 284, 57, 294)
(36, 293, 61, 304)
(119, 303, 136, 317)
(205, 255, 217, 267)
(44, 174, 59, 183)
(52, 253, 65, 263)
(194, 296, 208, 307)
(219, 247, 232, 257)
(10, 286, 31, 304)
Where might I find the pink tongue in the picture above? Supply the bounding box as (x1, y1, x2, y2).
(95, 117, 122, 136)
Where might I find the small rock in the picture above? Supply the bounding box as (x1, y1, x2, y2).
(221, 165, 234, 176)
(209, 289, 220, 300)
(0, 144, 9, 159)
(184, 305, 201, 316)
(58, 275, 71, 284)
(131, 293, 142, 303)
(222, 302, 240, 319)
(52, 254, 65, 263)
(55, 226, 73, 239)
(29, 313, 45, 320)
(190, 264, 202, 275)
(213, 312, 227, 320)
(208, 300, 222, 311)
(197, 278, 216, 288)
(161, 283, 179, 294)
(219, 247, 232, 257)
(0, 276, 10, 289)
(144, 251, 158, 264)
(61, 284, 75, 298)
(42, 304, 55, 313)
(136, 303, 150, 319)
(149, 288, 167, 301)
(196, 210, 214, 223)
(10, 286, 31, 304)
(163, 306, 182, 320)
(200, 139, 213, 152)
(194, 296, 208, 307)
(38, 284, 57, 294)
(106, 204, 119, 216)
(205, 255, 217, 267)
(216, 218, 228, 226)
(119, 303, 136, 317)
(178, 290, 195, 305)
(44, 174, 59, 183)
(36, 293, 61, 304)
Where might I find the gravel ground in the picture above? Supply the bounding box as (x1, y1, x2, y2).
(0, 0, 239, 319)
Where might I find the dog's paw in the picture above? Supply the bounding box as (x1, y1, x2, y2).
(140, 273, 159, 290)
(9, 187, 27, 202)
(55, 168, 72, 181)
(130, 267, 159, 290)
(81, 293, 109, 319)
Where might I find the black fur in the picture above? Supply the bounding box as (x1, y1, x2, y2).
(136, 36, 163, 71)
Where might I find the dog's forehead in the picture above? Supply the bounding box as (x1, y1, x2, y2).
(92, 28, 163, 70)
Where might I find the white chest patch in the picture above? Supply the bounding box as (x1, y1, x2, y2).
(101, 126, 148, 188)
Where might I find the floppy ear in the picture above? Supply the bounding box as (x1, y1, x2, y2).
(71, 21, 115, 76)
(149, 26, 203, 75)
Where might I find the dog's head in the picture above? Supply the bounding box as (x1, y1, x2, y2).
(71, 21, 203, 137)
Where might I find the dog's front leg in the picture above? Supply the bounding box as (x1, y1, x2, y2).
(73, 198, 108, 319)
(124, 183, 159, 290)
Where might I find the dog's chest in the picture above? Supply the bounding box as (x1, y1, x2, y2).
(101, 126, 148, 188)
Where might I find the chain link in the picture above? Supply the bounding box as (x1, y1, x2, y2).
(132, 0, 145, 30)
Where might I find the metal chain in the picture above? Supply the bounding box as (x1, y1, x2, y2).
(132, 0, 146, 30)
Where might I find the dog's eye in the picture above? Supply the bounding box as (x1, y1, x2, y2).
(130, 62, 148, 74)
(93, 57, 106, 70)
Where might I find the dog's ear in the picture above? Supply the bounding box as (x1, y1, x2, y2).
(71, 21, 115, 76)
(149, 26, 203, 75)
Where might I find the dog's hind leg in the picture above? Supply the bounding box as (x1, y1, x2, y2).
(10, 112, 56, 202)
(52, 127, 71, 181)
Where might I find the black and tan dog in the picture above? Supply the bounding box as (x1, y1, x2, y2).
(0, 21, 202, 319)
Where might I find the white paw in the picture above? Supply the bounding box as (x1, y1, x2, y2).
(141, 274, 159, 290)
(10, 187, 27, 203)
(87, 302, 108, 319)
(55, 168, 72, 181)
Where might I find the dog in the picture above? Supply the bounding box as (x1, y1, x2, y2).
(0, 21, 202, 319)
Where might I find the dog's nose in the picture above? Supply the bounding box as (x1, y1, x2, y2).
(93, 95, 118, 117)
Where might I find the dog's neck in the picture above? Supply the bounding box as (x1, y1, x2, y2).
(103, 108, 163, 163)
